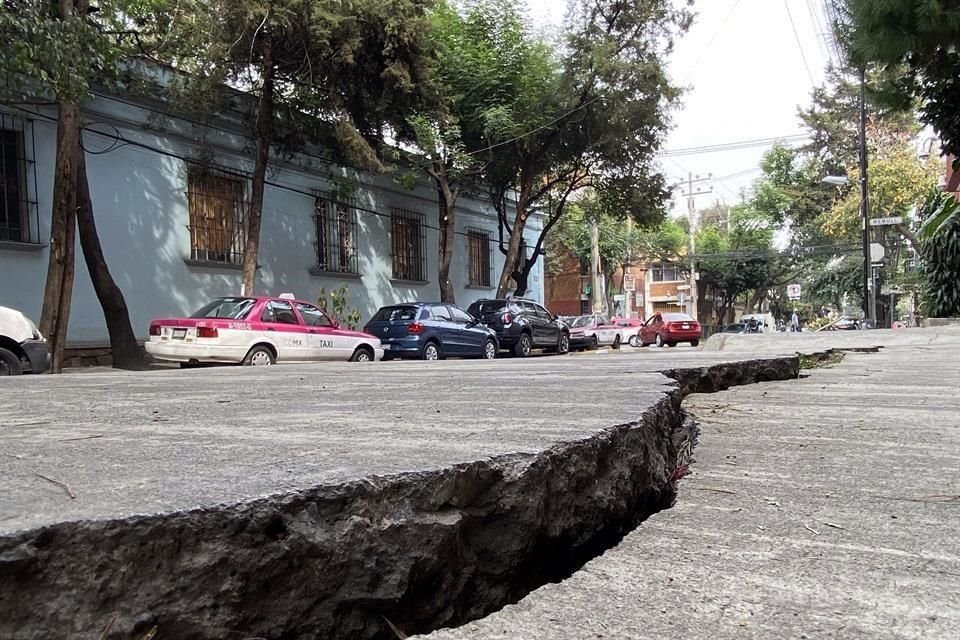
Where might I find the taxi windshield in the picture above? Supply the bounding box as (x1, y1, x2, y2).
(191, 298, 256, 320)
(570, 316, 596, 328)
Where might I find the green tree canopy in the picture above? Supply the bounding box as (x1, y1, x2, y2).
(487, 0, 691, 297)
(917, 190, 960, 317)
(835, 0, 960, 159)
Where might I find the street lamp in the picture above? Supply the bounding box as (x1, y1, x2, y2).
(822, 176, 848, 186)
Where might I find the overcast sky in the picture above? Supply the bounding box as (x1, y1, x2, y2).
(527, 0, 835, 215)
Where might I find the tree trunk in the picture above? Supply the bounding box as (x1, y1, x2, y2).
(75, 144, 145, 370)
(39, 97, 81, 373)
(496, 167, 534, 297)
(241, 38, 275, 296)
(436, 169, 457, 304)
(745, 288, 765, 314)
(896, 223, 921, 254)
(604, 268, 617, 316)
(698, 285, 710, 324)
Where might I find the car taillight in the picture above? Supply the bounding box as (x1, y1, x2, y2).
(197, 326, 218, 339)
(407, 322, 424, 334)
(149, 324, 160, 336)
(502, 312, 513, 324)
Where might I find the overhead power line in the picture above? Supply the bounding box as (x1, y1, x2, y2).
(659, 134, 808, 157)
(692, 243, 860, 261)
(784, 0, 816, 86)
(680, 0, 744, 85)
(711, 167, 763, 182)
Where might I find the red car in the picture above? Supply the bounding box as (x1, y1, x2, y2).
(639, 312, 702, 348)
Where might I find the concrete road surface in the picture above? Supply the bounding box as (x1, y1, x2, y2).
(422, 329, 960, 639)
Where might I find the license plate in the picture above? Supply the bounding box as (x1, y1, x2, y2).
(682, 324, 690, 329)
(173, 328, 187, 339)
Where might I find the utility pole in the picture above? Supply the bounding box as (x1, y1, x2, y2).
(590, 216, 603, 314)
(858, 67, 876, 326)
(681, 173, 712, 322)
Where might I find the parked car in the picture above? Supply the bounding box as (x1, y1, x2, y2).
(568, 314, 607, 350)
(0, 306, 50, 375)
(364, 303, 498, 361)
(145, 295, 383, 367)
(467, 298, 570, 357)
(607, 317, 644, 347)
(639, 312, 702, 347)
(722, 323, 747, 334)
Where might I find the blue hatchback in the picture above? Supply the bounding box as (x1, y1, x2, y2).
(364, 303, 499, 360)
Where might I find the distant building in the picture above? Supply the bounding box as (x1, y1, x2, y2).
(544, 253, 590, 316)
(545, 247, 694, 321)
(945, 154, 960, 194)
(644, 262, 690, 318)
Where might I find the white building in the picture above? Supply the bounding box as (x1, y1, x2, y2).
(0, 91, 543, 344)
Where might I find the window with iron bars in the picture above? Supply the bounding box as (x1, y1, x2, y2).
(0, 112, 40, 245)
(314, 194, 360, 275)
(391, 208, 427, 282)
(467, 228, 492, 287)
(186, 165, 247, 266)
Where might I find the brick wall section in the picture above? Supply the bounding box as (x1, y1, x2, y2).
(545, 252, 584, 315)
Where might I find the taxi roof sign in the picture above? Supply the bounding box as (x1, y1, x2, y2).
(278, 293, 296, 300)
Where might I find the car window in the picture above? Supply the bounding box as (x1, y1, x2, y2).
(373, 305, 420, 322)
(534, 305, 553, 320)
(450, 307, 474, 323)
(520, 301, 538, 317)
(645, 315, 660, 326)
(191, 298, 255, 319)
(597, 316, 609, 325)
(468, 300, 505, 317)
(296, 302, 333, 327)
(262, 300, 299, 325)
(431, 305, 452, 321)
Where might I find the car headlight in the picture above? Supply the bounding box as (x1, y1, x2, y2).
(27, 318, 44, 341)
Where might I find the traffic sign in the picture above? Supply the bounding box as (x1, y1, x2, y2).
(869, 216, 903, 227)
(786, 284, 801, 300)
(623, 274, 636, 292)
(870, 242, 886, 263)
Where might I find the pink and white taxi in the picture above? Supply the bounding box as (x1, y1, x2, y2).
(145, 295, 383, 366)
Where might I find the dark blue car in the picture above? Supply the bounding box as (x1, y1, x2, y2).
(364, 303, 499, 361)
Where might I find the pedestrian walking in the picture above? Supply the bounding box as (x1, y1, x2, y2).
(791, 310, 800, 332)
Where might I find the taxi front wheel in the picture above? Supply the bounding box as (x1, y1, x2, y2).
(350, 346, 374, 362)
(243, 345, 276, 366)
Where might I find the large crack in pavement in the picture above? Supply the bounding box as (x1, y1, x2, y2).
(1, 356, 799, 640)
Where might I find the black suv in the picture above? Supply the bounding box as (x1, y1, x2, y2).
(467, 298, 570, 357)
